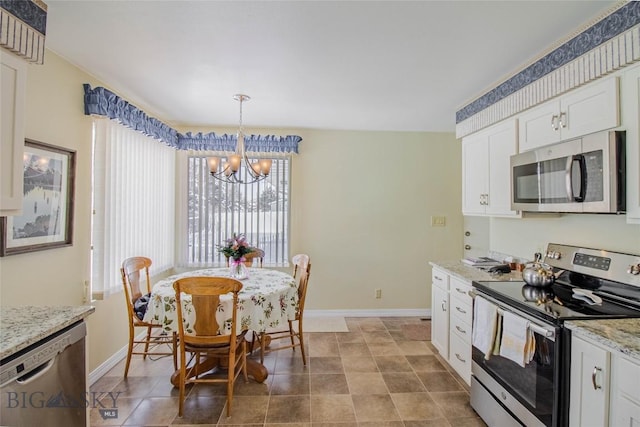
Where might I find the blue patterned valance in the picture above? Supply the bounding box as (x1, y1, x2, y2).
(456, 1, 640, 123)
(179, 132, 301, 153)
(83, 84, 302, 153)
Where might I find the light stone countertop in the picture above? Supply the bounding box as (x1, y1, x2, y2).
(0, 306, 95, 360)
(565, 318, 640, 361)
(429, 259, 523, 284)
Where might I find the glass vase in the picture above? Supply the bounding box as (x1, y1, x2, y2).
(229, 260, 249, 279)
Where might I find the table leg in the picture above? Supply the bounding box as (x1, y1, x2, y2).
(170, 355, 268, 386)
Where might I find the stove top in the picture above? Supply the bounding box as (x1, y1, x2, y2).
(472, 243, 640, 325)
(472, 280, 640, 324)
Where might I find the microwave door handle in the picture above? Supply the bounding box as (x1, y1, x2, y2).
(566, 155, 586, 202)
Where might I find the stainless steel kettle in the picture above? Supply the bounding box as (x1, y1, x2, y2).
(522, 252, 556, 288)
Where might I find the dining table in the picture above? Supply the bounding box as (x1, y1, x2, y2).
(143, 267, 298, 384)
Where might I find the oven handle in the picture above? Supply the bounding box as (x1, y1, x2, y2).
(468, 289, 556, 339)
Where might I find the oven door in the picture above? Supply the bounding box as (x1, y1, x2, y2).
(471, 295, 560, 427)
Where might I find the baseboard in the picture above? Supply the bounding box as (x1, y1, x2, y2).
(305, 309, 431, 318)
(88, 331, 147, 386)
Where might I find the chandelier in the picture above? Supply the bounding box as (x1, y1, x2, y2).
(207, 94, 272, 184)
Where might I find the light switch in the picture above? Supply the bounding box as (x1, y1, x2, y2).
(431, 216, 446, 227)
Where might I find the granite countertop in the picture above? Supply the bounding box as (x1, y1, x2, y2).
(565, 318, 640, 361)
(429, 259, 523, 284)
(0, 306, 95, 359)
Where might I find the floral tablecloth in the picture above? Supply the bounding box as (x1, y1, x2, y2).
(143, 268, 298, 335)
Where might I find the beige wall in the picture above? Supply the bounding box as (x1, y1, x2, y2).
(490, 214, 640, 261)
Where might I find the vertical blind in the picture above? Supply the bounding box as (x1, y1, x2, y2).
(185, 155, 290, 267)
(91, 118, 176, 299)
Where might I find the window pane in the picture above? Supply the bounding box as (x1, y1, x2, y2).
(186, 155, 290, 267)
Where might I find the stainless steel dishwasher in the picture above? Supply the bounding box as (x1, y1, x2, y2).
(1, 321, 87, 426)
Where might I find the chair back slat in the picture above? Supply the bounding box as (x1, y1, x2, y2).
(173, 277, 243, 347)
(292, 254, 310, 279)
(121, 256, 152, 312)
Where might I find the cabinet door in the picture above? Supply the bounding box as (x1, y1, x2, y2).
(621, 64, 640, 224)
(486, 120, 519, 216)
(561, 76, 619, 141)
(518, 100, 561, 152)
(610, 353, 640, 426)
(0, 51, 26, 215)
(431, 282, 449, 359)
(462, 133, 488, 215)
(570, 336, 611, 427)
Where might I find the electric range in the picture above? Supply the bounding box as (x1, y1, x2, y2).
(470, 243, 640, 427)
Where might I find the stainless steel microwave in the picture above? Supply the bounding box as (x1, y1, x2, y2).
(510, 130, 625, 213)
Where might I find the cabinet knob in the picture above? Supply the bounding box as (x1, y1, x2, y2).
(465, 231, 471, 237)
(465, 245, 471, 250)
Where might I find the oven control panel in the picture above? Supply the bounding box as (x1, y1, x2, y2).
(573, 253, 611, 271)
(544, 243, 640, 287)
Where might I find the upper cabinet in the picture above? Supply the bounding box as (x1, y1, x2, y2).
(518, 76, 620, 152)
(462, 119, 519, 217)
(1, 51, 26, 216)
(620, 63, 640, 224)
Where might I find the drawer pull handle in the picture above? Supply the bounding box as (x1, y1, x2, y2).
(456, 306, 467, 314)
(441, 301, 447, 312)
(434, 275, 443, 281)
(455, 325, 466, 334)
(455, 288, 466, 294)
(455, 353, 466, 363)
(592, 366, 602, 390)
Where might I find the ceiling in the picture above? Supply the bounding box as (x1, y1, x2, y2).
(44, 0, 619, 133)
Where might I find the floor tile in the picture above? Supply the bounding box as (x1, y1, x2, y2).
(270, 373, 310, 395)
(310, 395, 356, 422)
(345, 372, 388, 395)
(309, 356, 344, 374)
(430, 391, 479, 419)
(417, 371, 464, 392)
(310, 373, 350, 394)
(391, 392, 444, 421)
(351, 394, 401, 422)
(381, 372, 426, 393)
(265, 395, 310, 423)
(122, 397, 179, 425)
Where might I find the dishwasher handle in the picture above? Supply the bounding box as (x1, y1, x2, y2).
(15, 358, 56, 385)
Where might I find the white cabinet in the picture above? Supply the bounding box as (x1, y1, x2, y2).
(610, 352, 640, 426)
(569, 335, 611, 427)
(620, 63, 640, 224)
(519, 76, 619, 152)
(0, 51, 26, 216)
(431, 268, 449, 359)
(570, 333, 640, 427)
(430, 267, 472, 385)
(462, 119, 519, 217)
(448, 277, 472, 385)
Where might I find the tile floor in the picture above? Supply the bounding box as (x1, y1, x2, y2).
(90, 317, 487, 426)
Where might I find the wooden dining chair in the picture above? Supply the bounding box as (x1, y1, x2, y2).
(173, 276, 248, 417)
(225, 247, 265, 268)
(256, 253, 311, 365)
(120, 256, 177, 378)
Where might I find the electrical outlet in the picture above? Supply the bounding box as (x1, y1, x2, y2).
(431, 215, 446, 227)
(375, 289, 382, 299)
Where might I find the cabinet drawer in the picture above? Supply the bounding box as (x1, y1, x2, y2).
(449, 331, 471, 385)
(450, 277, 472, 306)
(450, 314, 471, 344)
(432, 269, 449, 290)
(450, 296, 472, 326)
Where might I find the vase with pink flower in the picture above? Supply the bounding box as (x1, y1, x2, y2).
(217, 233, 254, 279)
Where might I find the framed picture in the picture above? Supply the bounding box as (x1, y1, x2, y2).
(0, 139, 76, 256)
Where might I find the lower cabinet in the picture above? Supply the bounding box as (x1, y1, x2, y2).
(431, 272, 449, 359)
(570, 333, 640, 427)
(431, 267, 472, 386)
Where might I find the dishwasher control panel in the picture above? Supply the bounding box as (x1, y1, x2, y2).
(0, 321, 86, 386)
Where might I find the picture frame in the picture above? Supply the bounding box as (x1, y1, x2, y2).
(0, 139, 76, 256)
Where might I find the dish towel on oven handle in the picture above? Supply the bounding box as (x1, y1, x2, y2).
(499, 311, 536, 367)
(471, 295, 499, 360)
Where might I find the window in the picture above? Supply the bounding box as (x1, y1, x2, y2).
(184, 154, 290, 267)
(91, 119, 176, 299)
